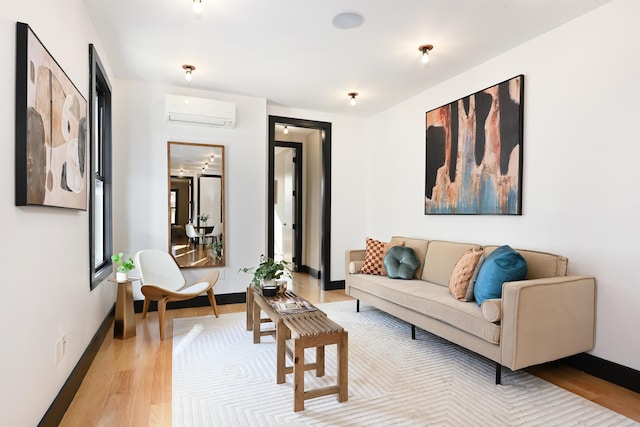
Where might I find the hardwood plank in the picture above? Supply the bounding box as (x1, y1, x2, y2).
(527, 364, 640, 422)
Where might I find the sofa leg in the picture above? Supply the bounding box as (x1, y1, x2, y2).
(411, 325, 416, 340)
(495, 362, 502, 385)
(356, 299, 360, 312)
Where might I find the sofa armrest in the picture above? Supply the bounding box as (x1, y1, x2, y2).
(500, 275, 595, 370)
(345, 249, 366, 289)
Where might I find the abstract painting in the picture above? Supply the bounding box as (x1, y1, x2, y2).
(15, 22, 87, 210)
(425, 75, 524, 215)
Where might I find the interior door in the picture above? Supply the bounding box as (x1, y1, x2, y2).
(274, 146, 296, 264)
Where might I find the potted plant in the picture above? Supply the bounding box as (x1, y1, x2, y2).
(209, 241, 223, 260)
(240, 255, 291, 296)
(198, 213, 210, 226)
(111, 252, 135, 282)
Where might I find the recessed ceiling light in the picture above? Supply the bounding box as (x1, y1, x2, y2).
(332, 11, 364, 30)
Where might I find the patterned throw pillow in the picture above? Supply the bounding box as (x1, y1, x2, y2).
(448, 248, 484, 301)
(360, 237, 388, 275)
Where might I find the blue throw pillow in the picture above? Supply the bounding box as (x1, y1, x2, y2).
(384, 246, 420, 280)
(473, 245, 527, 305)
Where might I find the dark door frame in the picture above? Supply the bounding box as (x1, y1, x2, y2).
(273, 141, 303, 272)
(268, 115, 335, 290)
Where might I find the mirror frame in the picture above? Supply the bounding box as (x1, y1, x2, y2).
(167, 141, 225, 268)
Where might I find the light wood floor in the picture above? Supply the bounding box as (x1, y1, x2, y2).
(61, 273, 640, 426)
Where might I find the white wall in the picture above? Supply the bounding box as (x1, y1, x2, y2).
(113, 79, 268, 296)
(268, 106, 368, 281)
(0, 1, 116, 426)
(365, 0, 640, 371)
(114, 88, 368, 292)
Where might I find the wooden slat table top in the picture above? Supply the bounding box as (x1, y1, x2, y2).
(250, 287, 327, 320)
(283, 314, 344, 337)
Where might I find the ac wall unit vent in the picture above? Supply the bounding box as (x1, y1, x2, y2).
(165, 94, 236, 128)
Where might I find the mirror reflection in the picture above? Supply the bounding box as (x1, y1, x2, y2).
(168, 141, 225, 268)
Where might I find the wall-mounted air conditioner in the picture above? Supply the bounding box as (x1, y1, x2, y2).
(165, 94, 236, 128)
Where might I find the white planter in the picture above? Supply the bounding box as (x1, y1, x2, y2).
(262, 279, 275, 288)
(116, 271, 128, 282)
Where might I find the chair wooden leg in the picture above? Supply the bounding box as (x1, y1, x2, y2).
(158, 298, 168, 340)
(142, 298, 150, 319)
(207, 289, 219, 318)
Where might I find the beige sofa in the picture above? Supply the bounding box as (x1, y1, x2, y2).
(345, 237, 596, 383)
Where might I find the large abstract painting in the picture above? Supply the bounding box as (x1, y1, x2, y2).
(425, 75, 524, 215)
(15, 22, 87, 210)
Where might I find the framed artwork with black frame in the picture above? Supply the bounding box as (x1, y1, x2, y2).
(425, 75, 524, 215)
(15, 22, 88, 210)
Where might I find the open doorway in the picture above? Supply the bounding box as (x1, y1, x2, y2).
(273, 142, 303, 270)
(268, 116, 334, 290)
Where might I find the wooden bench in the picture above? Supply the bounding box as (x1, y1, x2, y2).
(283, 313, 348, 412)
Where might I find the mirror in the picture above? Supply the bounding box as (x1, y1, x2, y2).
(168, 141, 225, 268)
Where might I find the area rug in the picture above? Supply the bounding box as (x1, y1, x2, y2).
(173, 301, 637, 426)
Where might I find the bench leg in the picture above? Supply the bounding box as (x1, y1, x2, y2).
(496, 362, 502, 385)
(337, 332, 348, 402)
(276, 320, 288, 384)
(316, 345, 325, 377)
(411, 324, 416, 340)
(245, 287, 253, 331)
(294, 341, 305, 412)
(252, 300, 261, 344)
(356, 299, 360, 312)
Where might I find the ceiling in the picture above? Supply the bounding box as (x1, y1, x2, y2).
(84, 0, 612, 118)
(169, 142, 223, 174)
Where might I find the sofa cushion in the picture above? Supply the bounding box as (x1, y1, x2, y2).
(481, 299, 502, 323)
(466, 252, 486, 301)
(484, 246, 568, 279)
(348, 274, 501, 344)
(348, 261, 364, 274)
(361, 238, 405, 276)
(384, 246, 420, 279)
(381, 241, 405, 276)
(448, 248, 484, 300)
(474, 245, 527, 305)
(391, 236, 429, 279)
(360, 237, 387, 275)
(421, 240, 483, 286)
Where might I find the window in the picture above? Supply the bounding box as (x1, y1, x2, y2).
(170, 189, 178, 225)
(89, 45, 113, 289)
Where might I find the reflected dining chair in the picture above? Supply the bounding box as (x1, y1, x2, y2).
(204, 222, 223, 245)
(185, 223, 203, 246)
(135, 249, 220, 340)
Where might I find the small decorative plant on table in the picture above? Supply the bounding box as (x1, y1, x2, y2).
(198, 213, 210, 225)
(240, 255, 291, 297)
(111, 252, 135, 282)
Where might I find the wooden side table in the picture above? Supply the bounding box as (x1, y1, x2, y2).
(111, 278, 138, 339)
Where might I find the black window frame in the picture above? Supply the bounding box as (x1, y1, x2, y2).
(89, 44, 113, 290)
